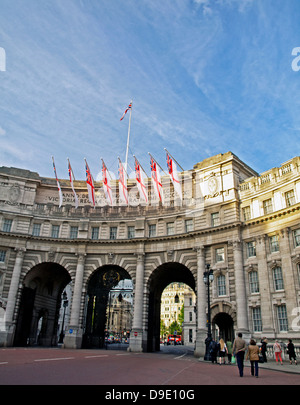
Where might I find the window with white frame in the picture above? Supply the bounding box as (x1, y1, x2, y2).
(285, 190, 296, 207)
(269, 235, 279, 253)
(211, 212, 220, 227)
(110, 227, 117, 240)
(0, 250, 6, 262)
(215, 247, 225, 262)
(252, 307, 262, 332)
(273, 266, 284, 291)
(51, 225, 60, 238)
(149, 224, 156, 237)
(2, 219, 12, 232)
(32, 223, 41, 237)
(293, 229, 300, 247)
(128, 226, 135, 239)
(185, 219, 193, 233)
(70, 226, 78, 239)
(249, 271, 259, 293)
(217, 274, 226, 296)
(242, 206, 251, 221)
(167, 222, 174, 236)
(91, 227, 99, 240)
(277, 305, 288, 332)
(247, 241, 256, 257)
(263, 198, 273, 215)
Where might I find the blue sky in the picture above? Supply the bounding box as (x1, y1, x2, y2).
(1, 0, 300, 180)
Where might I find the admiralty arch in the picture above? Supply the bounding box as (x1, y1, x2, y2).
(0, 151, 300, 356)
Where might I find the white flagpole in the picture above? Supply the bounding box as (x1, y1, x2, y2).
(164, 148, 185, 171)
(125, 100, 133, 172)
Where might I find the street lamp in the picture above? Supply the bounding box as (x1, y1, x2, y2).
(203, 264, 214, 361)
(59, 290, 68, 343)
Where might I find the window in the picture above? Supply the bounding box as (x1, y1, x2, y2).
(252, 307, 262, 332)
(249, 271, 259, 294)
(215, 247, 225, 262)
(263, 198, 273, 215)
(91, 227, 99, 240)
(149, 224, 156, 237)
(32, 223, 41, 236)
(167, 222, 174, 236)
(285, 190, 295, 207)
(242, 206, 251, 221)
(277, 305, 288, 332)
(273, 266, 284, 291)
(0, 250, 6, 262)
(269, 235, 279, 253)
(2, 219, 12, 232)
(247, 241, 256, 257)
(128, 226, 135, 239)
(297, 263, 300, 286)
(70, 226, 78, 239)
(211, 212, 220, 227)
(217, 275, 226, 296)
(293, 229, 300, 247)
(185, 219, 193, 232)
(51, 225, 60, 238)
(110, 227, 117, 240)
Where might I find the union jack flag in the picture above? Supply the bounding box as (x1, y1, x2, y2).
(120, 101, 132, 121)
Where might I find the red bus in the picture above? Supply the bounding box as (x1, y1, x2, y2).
(167, 334, 182, 345)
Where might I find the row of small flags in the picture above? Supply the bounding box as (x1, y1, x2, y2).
(52, 150, 182, 208)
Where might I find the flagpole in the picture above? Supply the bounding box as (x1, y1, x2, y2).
(148, 152, 168, 176)
(125, 100, 133, 172)
(133, 155, 149, 178)
(164, 148, 185, 171)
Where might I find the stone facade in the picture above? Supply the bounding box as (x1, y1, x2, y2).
(0, 152, 299, 356)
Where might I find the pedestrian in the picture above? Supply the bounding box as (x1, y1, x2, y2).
(287, 339, 297, 365)
(233, 332, 246, 377)
(217, 338, 227, 365)
(226, 340, 233, 364)
(273, 340, 283, 365)
(260, 337, 268, 363)
(208, 338, 218, 364)
(246, 339, 260, 377)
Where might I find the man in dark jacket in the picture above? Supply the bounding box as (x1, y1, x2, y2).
(233, 333, 246, 377)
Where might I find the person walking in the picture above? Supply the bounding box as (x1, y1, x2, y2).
(209, 339, 218, 364)
(287, 339, 297, 365)
(226, 340, 233, 364)
(273, 340, 283, 365)
(217, 338, 227, 365)
(246, 339, 260, 377)
(233, 332, 246, 377)
(260, 337, 268, 363)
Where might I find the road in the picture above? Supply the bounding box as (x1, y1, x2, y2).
(0, 345, 299, 389)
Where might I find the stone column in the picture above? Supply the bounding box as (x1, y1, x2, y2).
(233, 240, 250, 335)
(194, 245, 207, 358)
(4, 247, 26, 346)
(64, 253, 85, 349)
(129, 253, 145, 352)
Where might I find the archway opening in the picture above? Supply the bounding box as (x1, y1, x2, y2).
(147, 262, 195, 352)
(212, 312, 234, 343)
(82, 265, 132, 349)
(14, 262, 71, 347)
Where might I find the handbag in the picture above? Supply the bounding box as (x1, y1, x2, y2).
(231, 355, 236, 364)
(258, 355, 264, 363)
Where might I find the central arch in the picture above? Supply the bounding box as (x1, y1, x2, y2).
(147, 262, 196, 352)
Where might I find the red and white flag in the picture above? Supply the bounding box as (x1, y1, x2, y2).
(150, 156, 164, 204)
(102, 160, 113, 206)
(52, 156, 63, 208)
(120, 101, 132, 121)
(85, 158, 95, 207)
(68, 158, 78, 208)
(166, 151, 182, 201)
(134, 156, 148, 203)
(118, 158, 128, 205)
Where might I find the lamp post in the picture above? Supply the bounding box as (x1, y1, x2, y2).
(59, 290, 68, 343)
(203, 264, 214, 361)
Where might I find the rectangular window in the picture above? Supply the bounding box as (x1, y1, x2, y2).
(277, 305, 288, 332)
(91, 227, 99, 240)
(285, 190, 296, 207)
(149, 224, 156, 237)
(128, 226, 135, 239)
(215, 247, 225, 262)
(273, 266, 284, 291)
(263, 198, 273, 215)
(247, 241, 256, 257)
(269, 235, 279, 253)
(217, 275, 226, 296)
(167, 222, 174, 236)
(0, 250, 6, 262)
(2, 219, 12, 232)
(70, 226, 78, 239)
(51, 225, 60, 238)
(293, 229, 300, 247)
(211, 212, 220, 227)
(249, 271, 259, 294)
(110, 227, 117, 240)
(242, 206, 251, 221)
(185, 219, 193, 232)
(252, 307, 262, 332)
(32, 223, 41, 237)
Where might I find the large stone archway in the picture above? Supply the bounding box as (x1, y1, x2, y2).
(14, 262, 71, 347)
(146, 262, 196, 352)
